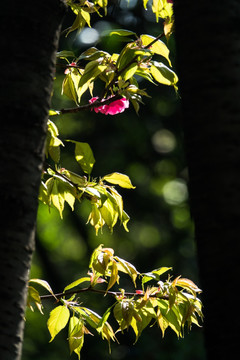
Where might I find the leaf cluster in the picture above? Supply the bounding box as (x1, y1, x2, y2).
(58, 30, 178, 114)
(27, 246, 203, 359)
(40, 121, 135, 233)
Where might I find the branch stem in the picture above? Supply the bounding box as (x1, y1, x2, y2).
(40, 286, 169, 301)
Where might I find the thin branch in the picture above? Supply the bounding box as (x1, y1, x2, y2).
(60, 94, 121, 114)
(142, 32, 165, 49)
(40, 286, 169, 301)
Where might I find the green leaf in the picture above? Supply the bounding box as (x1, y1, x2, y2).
(60, 169, 87, 187)
(49, 109, 60, 116)
(87, 203, 104, 235)
(68, 316, 84, 359)
(77, 47, 110, 62)
(152, 267, 172, 277)
(78, 60, 107, 101)
(55, 177, 76, 211)
(122, 63, 138, 81)
(115, 256, 139, 286)
(56, 50, 75, 59)
(45, 177, 75, 218)
(122, 210, 130, 232)
(143, 0, 149, 9)
(150, 61, 178, 86)
(174, 277, 202, 294)
(66, 9, 87, 36)
(151, 0, 173, 22)
(64, 277, 91, 292)
(27, 286, 43, 314)
(108, 187, 123, 220)
(141, 267, 171, 287)
(74, 307, 116, 344)
(80, 8, 91, 28)
(96, 304, 115, 333)
(62, 70, 81, 104)
(69, 141, 95, 175)
(103, 172, 135, 189)
(29, 279, 57, 300)
(114, 300, 135, 331)
(157, 300, 183, 337)
(131, 303, 155, 342)
(38, 181, 48, 204)
(106, 260, 119, 292)
(99, 196, 119, 232)
(45, 120, 64, 163)
(108, 29, 137, 37)
(47, 305, 70, 342)
(141, 34, 172, 65)
(157, 311, 169, 337)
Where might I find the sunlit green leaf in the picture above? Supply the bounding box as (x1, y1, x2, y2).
(60, 169, 87, 187)
(157, 300, 183, 337)
(122, 210, 130, 232)
(151, 0, 173, 22)
(152, 267, 172, 277)
(157, 311, 169, 337)
(64, 277, 91, 292)
(27, 286, 43, 314)
(45, 120, 64, 163)
(87, 204, 105, 235)
(131, 302, 155, 342)
(47, 305, 70, 342)
(106, 260, 119, 292)
(78, 61, 107, 101)
(96, 304, 115, 333)
(45, 177, 76, 218)
(103, 172, 135, 189)
(62, 70, 81, 104)
(77, 47, 110, 62)
(29, 279, 56, 300)
(150, 61, 178, 86)
(141, 34, 171, 65)
(49, 109, 60, 116)
(73, 307, 116, 345)
(115, 256, 138, 286)
(38, 181, 48, 205)
(68, 316, 84, 359)
(114, 300, 134, 330)
(108, 29, 137, 37)
(68, 141, 95, 175)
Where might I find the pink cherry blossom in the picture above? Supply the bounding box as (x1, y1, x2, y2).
(89, 96, 129, 115)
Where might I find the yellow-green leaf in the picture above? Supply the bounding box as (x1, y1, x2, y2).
(27, 286, 43, 314)
(64, 277, 91, 292)
(47, 305, 70, 342)
(150, 61, 178, 86)
(157, 311, 169, 337)
(103, 172, 135, 189)
(141, 34, 171, 66)
(106, 260, 119, 292)
(68, 316, 84, 358)
(29, 279, 57, 300)
(70, 141, 95, 175)
(62, 71, 81, 104)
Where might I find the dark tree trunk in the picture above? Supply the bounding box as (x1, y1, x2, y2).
(174, 1, 240, 358)
(0, 1, 66, 359)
